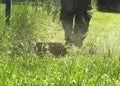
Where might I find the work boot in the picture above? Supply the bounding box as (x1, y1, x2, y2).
(65, 37, 74, 45)
(64, 28, 74, 45)
(72, 33, 87, 47)
(73, 37, 83, 47)
(65, 33, 74, 45)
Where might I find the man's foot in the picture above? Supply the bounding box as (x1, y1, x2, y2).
(65, 37, 74, 45)
(72, 34, 84, 48)
(73, 40, 83, 48)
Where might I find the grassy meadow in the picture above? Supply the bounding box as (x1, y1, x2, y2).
(0, 3, 120, 86)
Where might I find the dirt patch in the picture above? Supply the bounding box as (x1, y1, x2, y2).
(34, 42, 67, 56)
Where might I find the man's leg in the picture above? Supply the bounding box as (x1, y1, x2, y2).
(60, 1, 74, 44)
(73, 10, 91, 47)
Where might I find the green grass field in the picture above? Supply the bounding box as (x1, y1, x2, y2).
(0, 3, 120, 86)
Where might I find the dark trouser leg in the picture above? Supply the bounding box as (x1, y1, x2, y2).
(60, 9, 74, 44)
(73, 11, 91, 47)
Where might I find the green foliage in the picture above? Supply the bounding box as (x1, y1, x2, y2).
(0, 2, 55, 55)
(0, 54, 120, 86)
(0, 3, 120, 86)
(0, 4, 38, 55)
(12, 0, 42, 2)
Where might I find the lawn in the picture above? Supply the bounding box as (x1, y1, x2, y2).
(0, 3, 120, 86)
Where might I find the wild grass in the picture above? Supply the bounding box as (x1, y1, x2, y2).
(0, 3, 120, 86)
